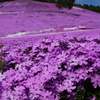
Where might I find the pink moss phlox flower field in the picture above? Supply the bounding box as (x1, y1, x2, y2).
(0, 0, 100, 37)
(0, 0, 100, 99)
(0, 34, 100, 100)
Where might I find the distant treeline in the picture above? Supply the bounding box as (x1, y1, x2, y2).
(0, 0, 100, 13)
(34, 0, 100, 13)
(74, 3, 100, 13)
(0, 0, 14, 3)
(35, 0, 75, 9)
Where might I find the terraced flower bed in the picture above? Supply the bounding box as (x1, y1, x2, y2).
(0, 34, 100, 100)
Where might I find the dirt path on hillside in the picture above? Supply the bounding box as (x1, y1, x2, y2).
(1, 28, 100, 39)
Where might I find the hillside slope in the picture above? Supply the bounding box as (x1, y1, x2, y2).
(0, 0, 100, 37)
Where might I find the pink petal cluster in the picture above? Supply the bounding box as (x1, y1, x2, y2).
(0, 35, 100, 100)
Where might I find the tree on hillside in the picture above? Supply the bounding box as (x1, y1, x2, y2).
(74, 3, 100, 13)
(47, 0, 56, 3)
(34, 0, 75, 9)
(83, 4, 89, 9)
(34, 0, 48, 2)
(56, 0, 75, 9)
(0, 0, 14, 3)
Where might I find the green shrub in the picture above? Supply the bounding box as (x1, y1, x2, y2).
(74, 3, 100, 13)
(56, 0, 75, 9)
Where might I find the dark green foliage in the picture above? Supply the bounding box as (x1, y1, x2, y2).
(59, 90, 68, 100)
(56, 0, 75, 9)
(75, 79, 100, 100)
(0, 0, 14, 3)
(47, 0, 56, 3)
(34, 0, 54, 3)
(59, 79, 100, 100)
(34, 0, 56, 3)
(23, 47, 32, 54)
(34, 0, 75, 9)
(0, 57, 4, 73)
(74, 3, 100, 13)
(83, 4, 89, 9)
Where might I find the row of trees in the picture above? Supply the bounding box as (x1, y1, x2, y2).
(74, 3, 100, 13)
(34, 0, 100, 13)
(0, 0, 75, 10)
(56, 0, 75, 9)
(0, 0, 14, 2)
(0, 0, 100, 13)
(35, 0, 75, 9)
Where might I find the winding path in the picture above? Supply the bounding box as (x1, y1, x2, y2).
(1, 28, 100, 39)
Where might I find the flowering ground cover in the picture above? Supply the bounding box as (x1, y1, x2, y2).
(0, 34, 100, 100)
(0, 0, 100, 37)
(0, 0, 100, 100)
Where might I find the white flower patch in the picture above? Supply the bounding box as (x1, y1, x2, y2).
(0, 72, 5, 81)
(63, 27, 78, 30)
(6, 32, 29, 37)
(73, 7, 83, 10)
(0, 11, 24, 14)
